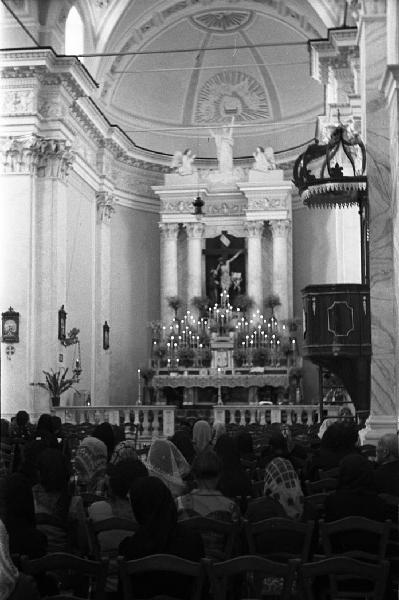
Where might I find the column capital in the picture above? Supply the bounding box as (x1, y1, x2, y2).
(185, 222, 205, 239)
(96, 191, 116, 224)
(245, 221, 264, 238)
(269, 219, 291, 237)
(0, 135, 74, 179)
(159, 222, 179, 240)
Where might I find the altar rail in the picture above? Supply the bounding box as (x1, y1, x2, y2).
(212, 403, 348, 426)
(52, 405, 177, 440)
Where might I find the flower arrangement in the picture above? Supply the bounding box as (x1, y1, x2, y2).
(190, 295, 210, 317)
(30, 367, 79, 407)
(252, 347, 269, 367)
(139, 366, 155, 384)
(234, 294, 254, 314)
(167, 295, 184, 318)
(177, 347, 195, 367)
(233, 348, 247, 367)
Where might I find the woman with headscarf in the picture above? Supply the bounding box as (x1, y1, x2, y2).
(74, 436, 108, 495)
(34, 414, 58, 449)
(263, 456, 304, 520)
(109, 439, 138, 465)
(211, 422, 226, 447)
(192, 420, 212, 454)
(169, 430, 196, 464)
(325, 454, 389, 522)
(146, 439, 190, 498)
(119, 476, 204, 599)
(236, 430, 256, 462)
(4, 473, 47, 558)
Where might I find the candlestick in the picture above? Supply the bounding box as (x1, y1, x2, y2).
(137, 369, 142, 405)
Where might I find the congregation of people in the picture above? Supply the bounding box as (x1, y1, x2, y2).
(0, 409, 398, 599)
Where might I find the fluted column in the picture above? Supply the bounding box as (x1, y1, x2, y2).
(160, 223, 179, 321)
(270, 220, 290, 320)
(94, 192, 115, 404)
(185, 223, 205, 304)
(245, 221, 264, 311)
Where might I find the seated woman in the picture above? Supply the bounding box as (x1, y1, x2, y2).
(177, 448, 239, 560)
(74, 436, 108, 495)
(169, 430, 196, 465)
(34, 414, 59, 449)
(192, 420, 212, 455)
(119, 476, 204, 599)
(92, 422, 115, 462)
(0, 519, 39, 600)
(4, 473, 47, 558)
(109, 440, 138, 465)
(146, 439, 190, 498)
(263, 451, 304, 521)
(32, 448, 71, 552)
(214, 434, 252, 511)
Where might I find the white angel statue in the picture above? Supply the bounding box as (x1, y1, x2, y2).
(171, 148, 196, 175)
(253, 146, 276, 171)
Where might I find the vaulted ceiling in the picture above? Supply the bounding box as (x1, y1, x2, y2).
(79, 0, 350, 159)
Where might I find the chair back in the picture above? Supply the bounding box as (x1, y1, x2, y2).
(181, 515, 239, 560)
(320, 517, 391, 562)
(88, 517, 137, 559)
(299, 556, 390, 600)
(303, 492, 329, 521)
(204, 555, 299, 600)
(21, 552, 108, 600)
(244, 517, 314, 562)
(117, 554, 204, 600)
(305, 478, 337, 495)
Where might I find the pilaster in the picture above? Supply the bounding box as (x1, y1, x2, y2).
(270, 220, 291, 321)
(245, 221, 264, 311)
(185, 222, 205, 305)
(159, 223, 179, 322)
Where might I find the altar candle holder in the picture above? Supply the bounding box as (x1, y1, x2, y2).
(137, 369, 142, 405)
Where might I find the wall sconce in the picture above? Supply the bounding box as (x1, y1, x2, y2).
(103, 321, 110, 350)
(58, 305, 67, 340)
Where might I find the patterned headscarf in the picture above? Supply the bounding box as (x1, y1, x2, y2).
(193, 420, 212, 453)
(264, 457, 304, 520)
(0, 519, 19, 600)
(110, 440, 138, 465)
(146, 439, 189, 498)
(75, 436, 107, 493)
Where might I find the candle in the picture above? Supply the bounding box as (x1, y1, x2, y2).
(137, 369, 141, 405)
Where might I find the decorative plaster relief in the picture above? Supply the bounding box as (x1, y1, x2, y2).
(191, 11, 252, 32)
(269, 219, 291, 237)
(195, 71, 270, 123)
(206, 199, 247, 216)
(159, 223, 179, 239)
(247, 197, 285, 211)
(245, 221, 264, 238)
(96, 191, 116, 223)
(0, 135, 74, 179)
(0, 89, 35, 115)
(162, 199, 193, 213)
(185, 222, 205, 238)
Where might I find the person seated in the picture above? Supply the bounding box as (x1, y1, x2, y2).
(263, 449, 304, 521)
(92, 422, 116, 461)
(109, 440, 138, 465)
(325, 454, 391, 522)
(33, 414, 59, 449)
(4, 473, 47, 558)
(177, 449, 239, 560)
(306, 421, 360, 479)
(192, 420, 212, 455)
(236, 431, 256, 464)
(32, 448, 71, 552)
(146, 439, 190, 498)
(119, 476, 204, 599)
(374, 433, 399, 497)
(89, 458, 148, 523)
(214, 434, 252, 511)
(0, 519, 40, 600)
(169, 429, 196, 465)
(211, 422, 226, 447)
(0, 419, 12, 478)
(10, 410, 34, 440)
(74, 436, 108, 495)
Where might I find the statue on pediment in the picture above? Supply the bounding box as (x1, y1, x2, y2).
(171, 148, 196, 175)
(210, 116, 235, 174)
(252, 146, 276, 171)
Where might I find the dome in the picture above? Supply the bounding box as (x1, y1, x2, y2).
(95, 1, 328, 160)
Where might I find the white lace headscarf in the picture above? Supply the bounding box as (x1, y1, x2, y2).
(0, 519, 18, 600)
(193, 420, 212, 453)
(146, 439, 190, 498)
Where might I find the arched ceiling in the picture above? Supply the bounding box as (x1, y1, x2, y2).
(82, 0, 351, 159)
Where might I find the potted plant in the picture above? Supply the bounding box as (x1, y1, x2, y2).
(167, 295, 184, 320)
(153, 344, 168, 367)
(264, 293, 281, 316)
(30, 367, 78, 408)
(140, 366, 155, 405)
(234, 294, 254, 315)
(177, 347, 195, 367)
(190, 295, 210, 318)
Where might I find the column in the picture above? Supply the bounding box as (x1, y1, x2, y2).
(93, 192, 115, 404)
(270, 220, 290, 320)
(185, 222, 205, 303)
(159, 223, 179, 322)
(245, 221, 264, 311)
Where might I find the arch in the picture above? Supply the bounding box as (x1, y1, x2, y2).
(65, 5, 84, 55)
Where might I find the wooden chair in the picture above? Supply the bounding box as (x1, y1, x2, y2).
(87, 517, 137, 559)
(21, 552, 108, 600)
(117, 554, 205, 600)
(299, 556, 390, 600)
(320, 517, 391, 563)
(181, 515, 240, 560)
(305, 478, 337, 495)
(303, 492, 329, 521)
(204, 555, 299, 600)
(244, 517, 314, 562)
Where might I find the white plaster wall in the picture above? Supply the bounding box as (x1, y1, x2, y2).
(109, 205, 160, 404)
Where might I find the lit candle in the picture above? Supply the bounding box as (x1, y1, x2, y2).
(137, 369, 141, 404)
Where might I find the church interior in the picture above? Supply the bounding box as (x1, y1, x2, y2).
(0, 0, 398, 446)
